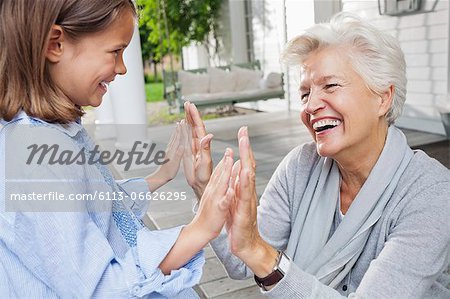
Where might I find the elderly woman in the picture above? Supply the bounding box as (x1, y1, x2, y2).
(186, 12, 450, 298)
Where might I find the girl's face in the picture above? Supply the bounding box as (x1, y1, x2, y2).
(49, 9, 135, 107)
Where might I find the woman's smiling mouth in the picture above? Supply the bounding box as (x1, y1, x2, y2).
(312, 118, 342, 133)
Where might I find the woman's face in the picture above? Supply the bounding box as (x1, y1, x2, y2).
(299, 47, 389, 161)
(49, 9, 135, 107)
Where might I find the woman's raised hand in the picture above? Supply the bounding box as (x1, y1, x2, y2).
(182, 101, 213, 199)
(226, 127, 279, 278)
(226, 127, 260, 257)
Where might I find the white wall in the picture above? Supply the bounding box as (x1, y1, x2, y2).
(247, 0, 316, 111)
(284, 0, 316, 111)
(182, 44, 210, 70)
(341, 0, 449, 135)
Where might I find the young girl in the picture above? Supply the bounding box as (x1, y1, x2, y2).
(0, 0, 233, 297)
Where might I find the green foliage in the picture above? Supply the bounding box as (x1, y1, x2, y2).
(137, 0, 223, 63)
(144, 73, 163, 83)
(145, 83, 164, 102)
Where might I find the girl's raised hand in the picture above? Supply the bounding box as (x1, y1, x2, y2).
(182, 101, 213, 199)
(159, 147, 234, 274)
(145, 122, 184, 191)
(190, 148, 234, 239)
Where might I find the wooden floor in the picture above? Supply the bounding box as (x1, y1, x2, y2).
(112, 111, 448, 298)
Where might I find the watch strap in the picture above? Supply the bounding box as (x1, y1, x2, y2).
(254, 251, 290, 290)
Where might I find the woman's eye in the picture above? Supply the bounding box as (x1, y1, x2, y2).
(300, 93, 309, 103)
(324, 83, 340, 90)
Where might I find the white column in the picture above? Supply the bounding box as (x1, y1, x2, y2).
(197, 44, 210, 68)
(109, 25, 148, 149)
(229, 0, 248, 63)
(314, 0, 341, 23)
(182, 43, 210, 70)
(447, 8, 450, 134)
(93, 91, 116, 140)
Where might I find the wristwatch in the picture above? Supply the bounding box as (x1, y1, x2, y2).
(254, 250, 290, 290)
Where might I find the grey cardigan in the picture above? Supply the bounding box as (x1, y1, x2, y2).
(210, 142, 450, 298)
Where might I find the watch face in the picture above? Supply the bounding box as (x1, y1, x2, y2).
(278, 253, 290, 275)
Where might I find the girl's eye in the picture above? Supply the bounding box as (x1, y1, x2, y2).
(112, 50, 121, 57)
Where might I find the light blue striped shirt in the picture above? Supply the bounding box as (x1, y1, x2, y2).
(0, 112, 204, 298)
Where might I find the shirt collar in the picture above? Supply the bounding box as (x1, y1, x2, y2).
(1, 110, 83, 137)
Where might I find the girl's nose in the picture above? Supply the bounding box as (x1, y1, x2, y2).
(115, 56, 127, 75)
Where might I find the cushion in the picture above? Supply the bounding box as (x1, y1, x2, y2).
(230, 65, 263, 91)
(207, 67, 237, 93)
(178, 70, 209, 96)
(260, 72, 282, 89)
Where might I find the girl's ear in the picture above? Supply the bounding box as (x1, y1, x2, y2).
(46, 25, 65, 63)
(378, 85, 394, 118)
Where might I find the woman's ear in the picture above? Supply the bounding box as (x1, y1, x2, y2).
(378, 85, 394, 117)
(45, 25, 65, 63)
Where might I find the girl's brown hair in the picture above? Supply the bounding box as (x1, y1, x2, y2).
(0, 0, 136, 123)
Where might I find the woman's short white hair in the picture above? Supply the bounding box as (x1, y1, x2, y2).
(282, 12, 406, 125)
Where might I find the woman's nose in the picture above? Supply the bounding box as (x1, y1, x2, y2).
(304, 90, 325, 114)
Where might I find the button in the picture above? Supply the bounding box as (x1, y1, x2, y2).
(132, 285, 141, 296)
(342, 285, 348, 291)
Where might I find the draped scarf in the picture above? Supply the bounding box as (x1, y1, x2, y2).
(286, 126, 414, 287)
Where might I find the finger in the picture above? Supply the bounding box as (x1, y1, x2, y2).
(181, 122, 196, 183)
(189, 103, 207, 142)
(215, 149, 234, 196)
(200, 134, 213, 152)
(169, 123, 181, 151)
(180, 121, 193, 156)
(230, 160, 240, 189)
(183, 102, 199, 154)
(185, 124, 196, 157)
(166, 122, 178, 148)
(189, 124, 199, 156)
(238, 127, 255, 172)
(199, 133, 213, 163)
(207, 148, 227, 184)
(184, 101, 195, 127)
(239, 126, 255, 166)
(184, 101, 195, 128)
(237, 130, 257, 203)
(219, 187, 235, 211)
(209, 148, 232, 187)
(235, 176, 241, 198)
(182, 155, 195, 185)
(163, 123, 180, 163)
(170, 123, 184, 160)
(184, 101, 190, 117)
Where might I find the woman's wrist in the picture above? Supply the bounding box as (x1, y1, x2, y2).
(237, 238, 279, 278)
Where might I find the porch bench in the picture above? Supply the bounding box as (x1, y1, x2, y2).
(163, 61, 285, 112)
